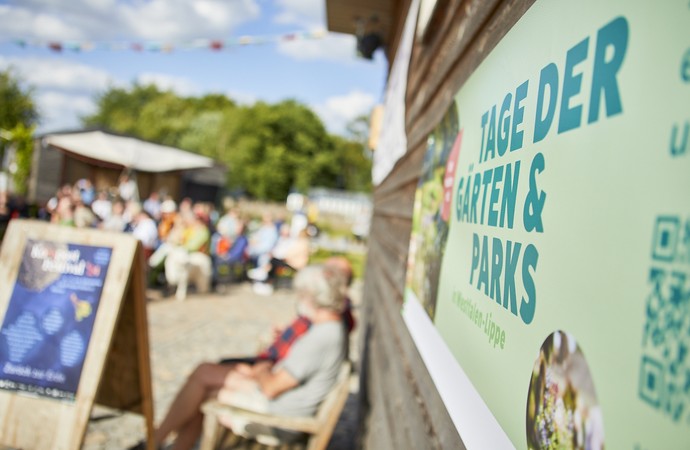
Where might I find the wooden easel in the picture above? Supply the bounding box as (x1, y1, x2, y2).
(0, 220, 155, 450)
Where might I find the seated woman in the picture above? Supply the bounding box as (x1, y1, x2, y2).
(212, 220, 249, 286)
(164, 210, 212, 300)
(222, 256, 356, 364)
(129, 264, 348, 450)
(248, 225, 310, 295)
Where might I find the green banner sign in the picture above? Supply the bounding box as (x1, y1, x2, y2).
(405, 1, 690, 448)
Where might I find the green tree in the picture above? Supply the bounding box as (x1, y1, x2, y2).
(83, 83, 165, 135)
(84, 85, 238, 153)
(0, 69, 38, 168)
(84, 84, 374, 200)
(179, 110, 235, 160)
(224, 100, 332, 201)
(344, 114, 371, 146)
(136, 92, 197, 146)
(329, 135, 372, 192)
(9, 122, 35, 195)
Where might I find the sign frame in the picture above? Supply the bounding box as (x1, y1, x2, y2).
(0, 220, 155, 450)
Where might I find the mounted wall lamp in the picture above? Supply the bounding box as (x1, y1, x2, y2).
(355, 15, 383, 60)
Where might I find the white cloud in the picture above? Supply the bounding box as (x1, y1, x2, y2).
(0, 5, 84, 40)
(272, 0, 362, 64)
(35, 91, 95, 132)
(225, 90, 258, 106)
(0, 55, 120, 132)
(0, 0, 261, 41)
(313, 90, 376, 135)
(273, 0, 324, 28)
(0, 56, 115, 93)
(1, 1, 364, 64)
(270, 0, 366, 65)
(136, 72, 201, 97)
(277, 33, 359, 62)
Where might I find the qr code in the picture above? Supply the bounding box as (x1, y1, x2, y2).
(640, 216, 690, 424)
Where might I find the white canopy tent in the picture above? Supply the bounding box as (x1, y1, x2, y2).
(29, 130, 225, 205)
(43, 130, 215, 172)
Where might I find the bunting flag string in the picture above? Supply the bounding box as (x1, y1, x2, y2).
(6, 29, 328, 53)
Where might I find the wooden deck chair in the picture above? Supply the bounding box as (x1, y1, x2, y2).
(200, 361, 352, 450)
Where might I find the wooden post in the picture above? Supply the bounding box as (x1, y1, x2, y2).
(131, 246, 156, 450)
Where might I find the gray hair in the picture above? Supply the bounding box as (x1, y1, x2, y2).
(293, 265, 347, 313)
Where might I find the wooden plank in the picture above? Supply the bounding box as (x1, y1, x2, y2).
(367, 265, 437, 450)
(367, 244, 404, 306)
(131, 246, 156, 450)
(92, 244, 155, 450)
(361, 396, 389, 450)
(407, 0, 502, 120)
(95, 263, 141, 412)
(358, 255, 395, 450)
(364, 301, 409, 449)
(407, 0, 536, 151)
(90, 244, 154, 450)
(200, 412, 223, 450)
(369, 215, 411, 258)
(373, 191, 416, 221)
(306, 364, 352, 450)
(203, 402, 321, 434)
(365, 335, 409, 449)
(368, 200, 469, 448)
(384, 0, 412, 67)
(372, 138, 425, 198)
(373, 259, 467, 449)
(367, 219, 399, 259)
(407, 0, 459, 101)
(369, 212, 412, 239)
(374, 164, 420, 208)
(362, 243, 406, 303)
(363, 215, 467, 448)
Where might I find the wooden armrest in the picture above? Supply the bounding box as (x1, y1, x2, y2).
(201, 401, 320, 434)
(201, 360, 353, 449)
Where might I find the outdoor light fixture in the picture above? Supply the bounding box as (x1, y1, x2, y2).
(355, 15, 383, 60)
(357, 32, 383, 59)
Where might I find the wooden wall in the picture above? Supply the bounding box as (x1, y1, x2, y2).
(359, 0, 536, 448)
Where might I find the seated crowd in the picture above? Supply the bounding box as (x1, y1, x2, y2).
(33, 177, 313, 300)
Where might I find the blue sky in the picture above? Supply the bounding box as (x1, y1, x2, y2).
(0, 0, 388, 135)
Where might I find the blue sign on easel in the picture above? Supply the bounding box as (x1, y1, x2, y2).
(0, 239, 112, 401)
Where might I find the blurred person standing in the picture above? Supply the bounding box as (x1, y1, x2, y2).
(247, 212, 279, 271)
(73, 198, 97, 228)
(249, 225, 311, 295)
(52, 192, 75, 227)
(216, 198, 239, 243)
(157, 198, 178, 243)
(131, 204, 159, 260)
(91, 190, 112, 222)
(76, 178, 95, 206)
(178, 197, 193, 216)
(118, 171, 139, 203)
(143, 190, 162, 222)
(46, 184, 72, 219)
(101, 199, 127, 232)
